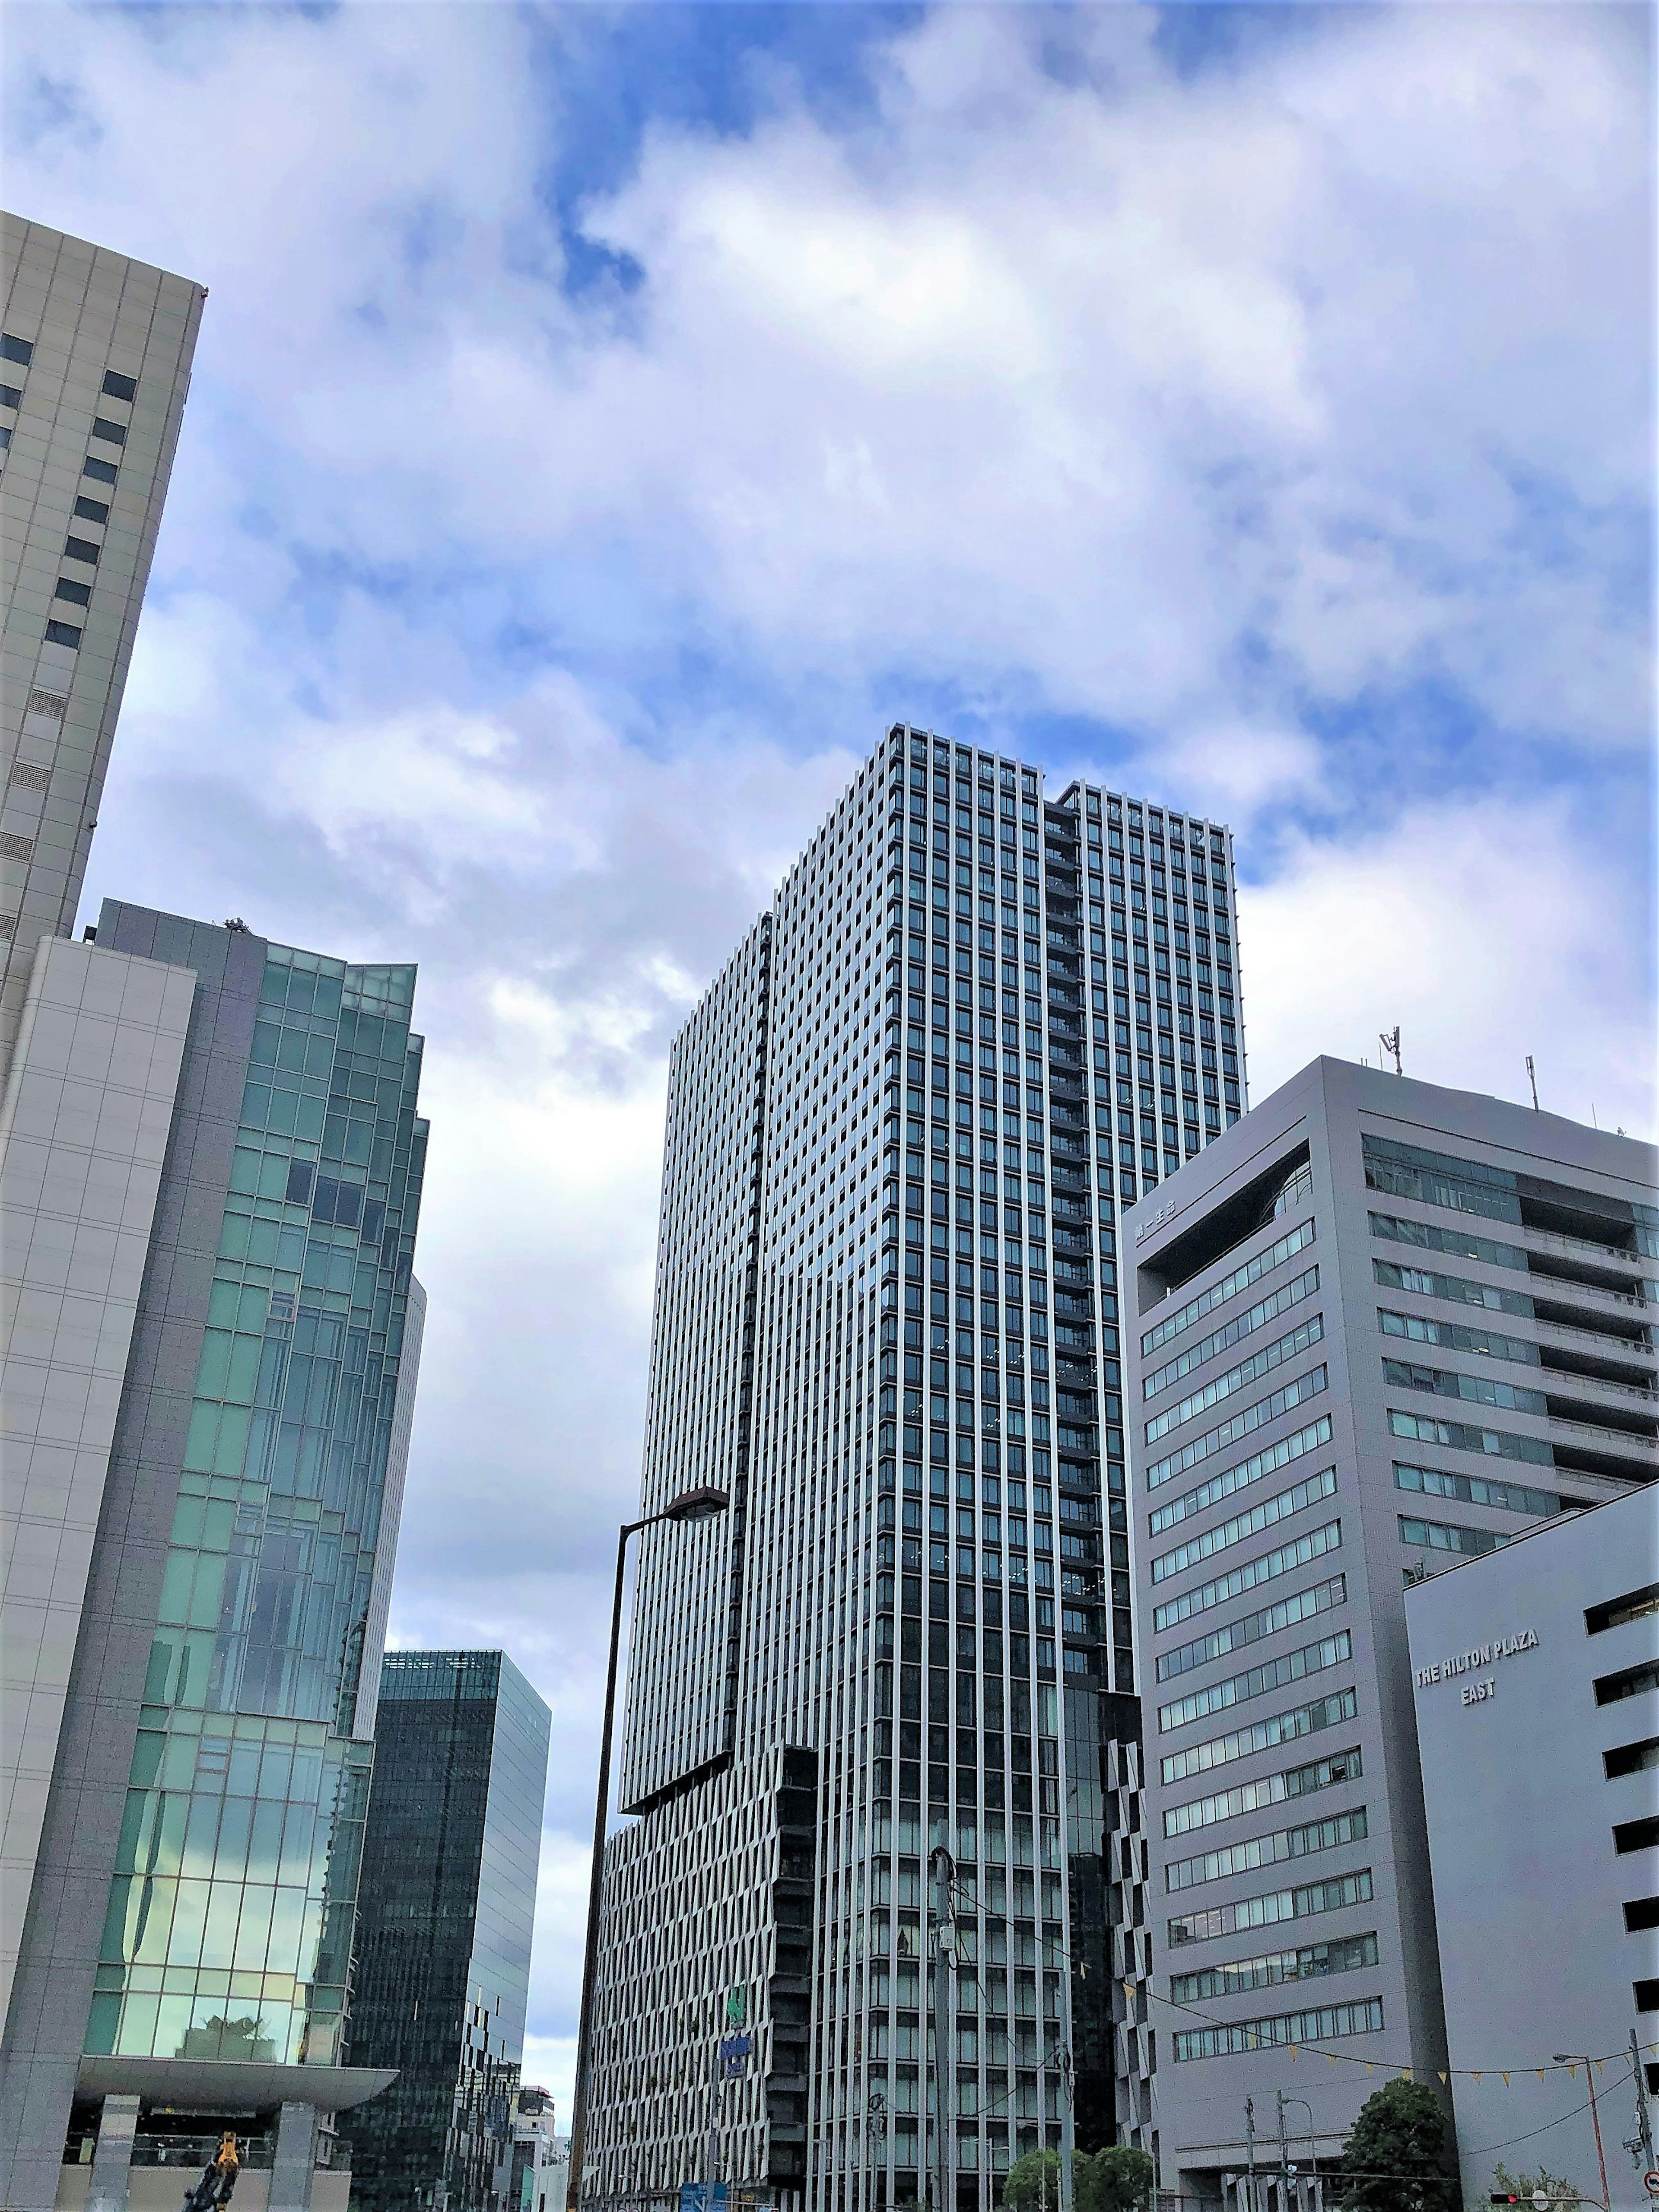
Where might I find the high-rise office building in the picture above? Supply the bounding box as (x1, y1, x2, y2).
(342, 1649, 552, 2212)
(0, 901, 429, 2212)
(582, 723, 1247, 2209)
(1122, 1058, 1656, 2208)
(1, 216, 204, 1072)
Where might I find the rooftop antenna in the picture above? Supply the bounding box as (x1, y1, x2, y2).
(1379, 1027, 1402, 1077)
(1526, 1054, 1539, 1111)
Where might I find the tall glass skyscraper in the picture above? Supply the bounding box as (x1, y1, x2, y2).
(1, 216, 204, 1072)
(582, 725, 1246, 2211)
(0, 902, 427, 2212)
(342, 1649, 552, 2212)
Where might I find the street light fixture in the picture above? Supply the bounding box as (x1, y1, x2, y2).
(1551, 2057, 1611, 2212)
(566, 1485, 732, 2210)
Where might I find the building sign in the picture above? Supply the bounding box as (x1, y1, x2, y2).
(1414, 1628, 1538, 1696)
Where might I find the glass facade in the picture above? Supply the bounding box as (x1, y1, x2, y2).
(84, 942, 428, 2071)
(343, 1650, 551, 2212)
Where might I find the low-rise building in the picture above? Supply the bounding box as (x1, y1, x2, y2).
(1405, 1485, 1659, 2209)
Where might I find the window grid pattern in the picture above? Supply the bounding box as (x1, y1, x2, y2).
(588, 732, 1246, 2203)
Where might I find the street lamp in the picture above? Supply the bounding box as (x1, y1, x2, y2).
(1551, 2057, 1612, 2212)
(566, 1485, 731, 2211)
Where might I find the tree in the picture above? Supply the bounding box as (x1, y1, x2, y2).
(1075, 2147, 1155, 2212)
(1334, 2079, 1459, 2212)
(1004, 2149, 1062, 2211)
(1004, 2146, 1157, 2212)
(1490, 2163, 1583, 2206)
(1075, 2145, 1157, 2212)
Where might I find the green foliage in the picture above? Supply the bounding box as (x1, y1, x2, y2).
(1074, 2145, 1157, 2212)
(1335, 2079, 1459, 2212)
(1002, 2146, 1157, 2212)
(1003, 2150, 1062, 2210)
(1489, 2164, 1583, 2207)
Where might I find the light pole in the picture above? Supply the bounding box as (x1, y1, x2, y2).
(930, 1846, 959, 2212)
(1281, 2098, 1317, 2212)
(1552, 2057, 1612, 2212)
(566, 1484, 731, 2212)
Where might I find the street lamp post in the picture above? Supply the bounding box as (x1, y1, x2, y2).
(1552, 2057, 1612, 2212)
(1280, 2098, 1318, 2212)
(566, 1485, 731, 2212)
(930, 1847, 956, 2212)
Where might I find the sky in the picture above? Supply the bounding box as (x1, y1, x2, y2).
(5, 0, 1655, 2123)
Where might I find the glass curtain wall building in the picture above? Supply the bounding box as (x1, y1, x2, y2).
(0, 902, 428, 2211)
(1, 215, 203, 1072)
(583, 725, 1245, 2211)
(342, 1649, 551, 2212)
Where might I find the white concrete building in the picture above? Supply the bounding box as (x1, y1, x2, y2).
(1, 214, 204, 1072)
(583, 724, 1247, 2211)
(1406, 1485, 1659, 2210)
(1122, 1060, 1656, 2209)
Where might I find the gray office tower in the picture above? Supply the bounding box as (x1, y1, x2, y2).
(1, 216, 204, 1072)
(342, 1650, 552, 2212)
(0, 902, 428, 2212)
(580, 724, 1247, 2211)
(1122, 1058, 1656, 2207)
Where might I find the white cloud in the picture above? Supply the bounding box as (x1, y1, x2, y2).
(1240, 796, 1656, 1136)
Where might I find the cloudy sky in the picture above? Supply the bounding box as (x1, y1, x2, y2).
(6, 0, 1654, 2116)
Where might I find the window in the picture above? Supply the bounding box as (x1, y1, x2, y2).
(1170, 1930, 1378, 2004)
(82, 455, 118, 485)
(63, 535, 100, 566)
(54, 577, 92, 607)
(1587, 1583, 1659, 1636)
(1605, 1736, 1659, 1780)
(0, 383, 19, 409)
(1172, 1996, 1382, 2062)
(101, 368, 137, 401)
(44, 620, 82, 647)
(1398, 1516, 1509, 1559)
(1613, 1816, 1659, 1854)
(0, 331, 33, 364)
(90, 416, 127, 446)
(74, 495, 109, 524)
(1165, 1805, 1366, 1891)
(1596, 1659, 1659, 1707)
(1393, 1463, 1558, 1518)
(1169, 1868, 1371, 1947)
(1624, 1897, 1659, 1932)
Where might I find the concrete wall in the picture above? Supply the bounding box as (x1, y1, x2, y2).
(1406, 1487, 1659, 2210)
(0, 937, 193, 2028)
(0, 913, 266, 2212)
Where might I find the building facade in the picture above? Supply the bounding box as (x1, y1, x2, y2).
(510, 2085, 567, 2212)
(1122, 1058, 1656, 2207)
(584, 723, 1247, 2210)
(341, 1649, 551, 2212)
(1, 216, 204, 1072)
(1405, 1487, 1659, 2210)
(0, 902, 428, 2212)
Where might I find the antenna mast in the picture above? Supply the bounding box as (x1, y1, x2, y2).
(1526, 1055, 1539, 1111)
(1379, 1027, 1402, 1077)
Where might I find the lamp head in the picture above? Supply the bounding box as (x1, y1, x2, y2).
(662, 1485, 730, 1525)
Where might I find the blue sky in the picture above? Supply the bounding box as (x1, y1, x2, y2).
(5, 0, 1654, 2118)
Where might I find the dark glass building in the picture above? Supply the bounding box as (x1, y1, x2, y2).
(343, 1650, 551, 2212)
